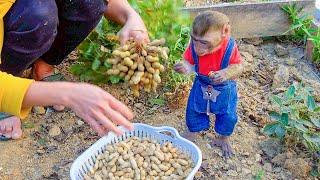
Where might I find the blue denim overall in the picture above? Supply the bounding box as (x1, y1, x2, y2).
(186, 38, 238, 136)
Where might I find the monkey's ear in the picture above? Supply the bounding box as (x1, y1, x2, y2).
(222, 24, 231, 37)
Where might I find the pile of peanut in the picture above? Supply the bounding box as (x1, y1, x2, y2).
(84, 137, 193, 180)
(107, 38, 168, 97)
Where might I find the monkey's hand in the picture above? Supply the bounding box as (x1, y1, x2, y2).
(209, 63, 244, 83)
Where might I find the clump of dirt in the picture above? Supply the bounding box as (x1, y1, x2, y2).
(165, 83, 191, 109)
(284, 158, 312, 178)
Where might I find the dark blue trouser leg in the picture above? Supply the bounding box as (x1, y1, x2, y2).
(0, 0, 58, 76)
(0, 0, 106, 76)
(41, 0, 106, 66)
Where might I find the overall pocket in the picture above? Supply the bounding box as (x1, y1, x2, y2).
(192, 80, 232, 114)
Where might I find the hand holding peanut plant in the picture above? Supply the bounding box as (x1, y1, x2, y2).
(107, 38, 169, 97)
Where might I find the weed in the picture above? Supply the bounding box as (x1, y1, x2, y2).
(282, 4, 320, 62)
(263, 83, 320, 152)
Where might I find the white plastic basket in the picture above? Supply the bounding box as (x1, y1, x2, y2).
(70, 123, 202, 180)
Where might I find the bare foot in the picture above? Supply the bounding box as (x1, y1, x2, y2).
(211, 135, 234, 158)
(32, 59, 65, 112)
(181, 131, 199, 143)
(0, 116, 23, 140)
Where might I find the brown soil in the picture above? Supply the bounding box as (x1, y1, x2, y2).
(1, 38, 319, 180)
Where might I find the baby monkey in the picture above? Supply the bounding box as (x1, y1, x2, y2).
(174, 11, 243, 158)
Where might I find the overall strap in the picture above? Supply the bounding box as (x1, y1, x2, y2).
(220, 38, 235, 69)
(190, 42, 199, 74)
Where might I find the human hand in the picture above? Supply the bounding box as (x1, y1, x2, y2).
(118, 12, 149, 45)
(209, 70, 228, 84)
(66, 83, 134, 136)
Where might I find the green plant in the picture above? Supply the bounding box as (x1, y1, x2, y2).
(263, 83, 320, 152)
(70, 18, 122, 84)
(254, 168, 265, 180)
(71, 0, 192, 92)
(282, 4, 313, 41)
(128, 0, 192, 90)
(282, 4, 320, 62)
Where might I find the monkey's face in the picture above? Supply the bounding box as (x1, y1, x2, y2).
(191, 25, 230, 56)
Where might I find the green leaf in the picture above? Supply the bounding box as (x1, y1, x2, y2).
(299, 119, 315, 127)
(263, 122, 279, 136)
(271, 95, 282, 106)
(23, 122, 35, 129)
(294, 122, 308, 132)
(149, 98, 166, 106)
(306, 95, 316, 111)
(37, 137, 47, 146)
(268, 111, 281, 121)
(280, 113, 289, 126)
(104, 60, 112, 69)
(285, 85, 296, 99)
(92, 58, 101, 71)
(294, 95, 303, 101)
(303, 133, 320, 144)
(310, 169, 320, 177)
(70, 64, 84, 75)
(108, 75, 121, 84)
(275, 126, 286, 138)
(311, 118, 320, 128)
(77, 40, 91, 52)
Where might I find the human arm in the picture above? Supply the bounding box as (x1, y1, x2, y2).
(22, 81, 134, 136)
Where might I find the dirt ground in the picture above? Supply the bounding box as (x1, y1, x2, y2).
(184, 0, 260, 7)
(0, 37, 319, 180)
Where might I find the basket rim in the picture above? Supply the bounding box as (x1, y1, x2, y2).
(70, 123, 202, 180)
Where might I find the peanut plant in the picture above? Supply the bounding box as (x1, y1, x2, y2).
(263, 83, 320, 152)
(70, 0, 192, 93)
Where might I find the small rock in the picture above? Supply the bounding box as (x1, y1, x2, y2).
(285, 58, 295, 66)
(77, 120, 85, 126)
(195, 171, 203, 179)
(239, 44, 261, 58)
(242, 168, 252, 175)
(240, 51, 254, 63)
(273, 167, 282, 173)
(263, 162, 273, 172)
(272, 64, 290, 88)
(36, 149, 46, 154)
(0, 166, 2, 171)
(274, 44, 289, 57)
(242, 152, 250, 157)
(284, 158, 311, 178)
(226, 159, 233, 164)
(247, 160, 254, 165)
(206, 143, 212, 149)
(32, 106, 46, 115)
(271, 153, 287, 166)
(134, 103, 143, 109)
(222, 164, 230, 170)
(259, 139, 283, 159)
(236, 166, 241, 172)
(243, 37, 264, 46)
(227, 170, 238, 177)
(255, 154, 262, 162)
(49, 125, 61, 137)
(241, 159, 247, 164)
